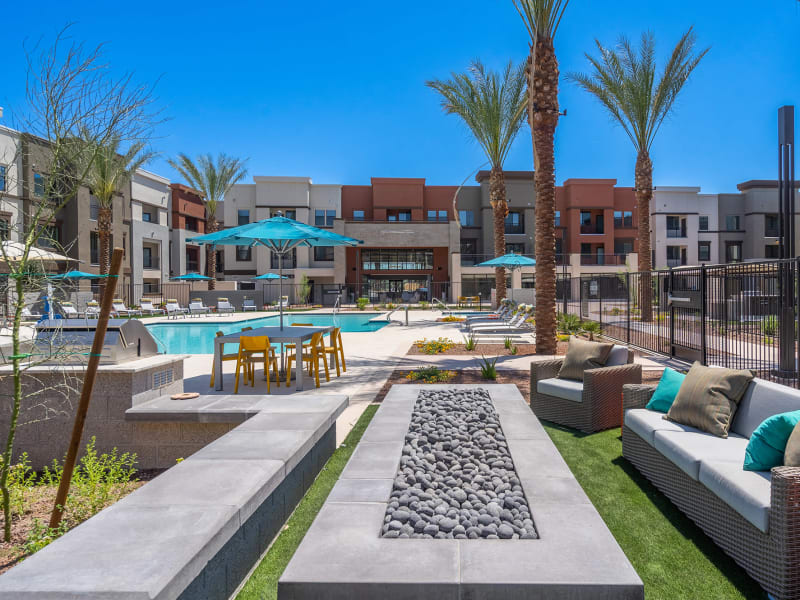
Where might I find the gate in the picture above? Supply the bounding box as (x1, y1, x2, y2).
(667, 267, 705, 363)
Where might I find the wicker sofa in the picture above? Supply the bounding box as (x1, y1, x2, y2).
(530, 345, 642, 433)
(622, 379, 800, 600)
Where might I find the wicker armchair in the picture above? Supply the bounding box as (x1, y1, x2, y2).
(529, 350, 642, 433)
(622, 383, 800, 600)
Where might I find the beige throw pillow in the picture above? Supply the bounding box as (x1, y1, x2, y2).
(557, 337, 614, 381)
(784, 422, 800, 467)
(665, 362, 754, 438)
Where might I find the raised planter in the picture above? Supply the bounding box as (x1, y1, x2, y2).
(279, 384, 643, 599)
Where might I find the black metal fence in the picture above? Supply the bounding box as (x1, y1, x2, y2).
(557, 259, 800, 388)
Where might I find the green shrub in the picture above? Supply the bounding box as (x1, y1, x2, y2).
(504, 336, 513, 350)
(558, 313, 582, 335)
(23, 519, 69, 555)
(581, 320, 602, 341)
(762, 315, 778, 337)
(405, 367, 455, 383)
(463, 334, 476, 351)
(356, 297, 369, 311)
(478, 355, 499, 380)
(414, 338, 455, 354)
(419, 301, 429, 310)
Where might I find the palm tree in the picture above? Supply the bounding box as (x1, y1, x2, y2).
(427, 60, 528, 305)
(85, 137, 154, 276)
(168, 153, 248, 290)
(569, 29, 708, 321)
(514, 0, 569, 355)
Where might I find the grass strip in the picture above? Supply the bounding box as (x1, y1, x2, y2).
(543, 423, 766, 600)
(236, 404, 378, 600)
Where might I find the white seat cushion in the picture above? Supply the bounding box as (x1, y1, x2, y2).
(537, 378, 584, 403)
(624, 409, 692, 446)
(699, 460, 771, 533)
(606, 345, 629, 367)
(653, 429, 750, 481)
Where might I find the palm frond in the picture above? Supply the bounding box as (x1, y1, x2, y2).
(81, 133, 156, 206)
(426, 59, 527, 169)
(567, 27, 709, 153)
(167, 153, 249, 218)
(513, 0, 569, 41)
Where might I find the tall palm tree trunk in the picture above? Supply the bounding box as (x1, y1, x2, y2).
(206, 214, 217, 291)
(97, 206, 113, 276)
(529, 40, 560, 355)
(635, 151, 653, 322)
(490, 166, 507, 306)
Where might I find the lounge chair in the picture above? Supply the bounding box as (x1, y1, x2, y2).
(60, 302, 80, 318)
(468, 308, 529, 333)
(189, 300, 211, 316)
(165, 299, 188, 319)
(140, 299, 166, 315)
(278, 296, 289, 308)
(217, 298, 234, 314)
(111, 299, 142, 318)
(84, 301, 100, 319)
(465, 302, 515, 324)
(242, 298, 257, 312)
(21, 307, 42, 321)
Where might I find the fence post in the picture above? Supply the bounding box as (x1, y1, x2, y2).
(598, 280, 603, 327)
(700, 265, 707, 366)
(626, 272, 631, 344)
(669, 268, 675, 359)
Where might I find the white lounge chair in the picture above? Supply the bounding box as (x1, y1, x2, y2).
(165, 299, 188, 319)
(242, 298, 257, 312)
(469, 310, 532, 334)
(467, 307, 524, 331)
(111, 299, 142, 318)
(140, 299, 166, 315)
(60, 302, 80, 318)
(85, 301, 100, 319)
(189, 300, 211, 316)
(217, 298, 234, 314)
(278, 296, 289, 308)
(465, 303, 515, 324)
(21, 307, 42, 321)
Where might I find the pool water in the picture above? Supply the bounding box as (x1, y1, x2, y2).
(146, 313, 387, 354)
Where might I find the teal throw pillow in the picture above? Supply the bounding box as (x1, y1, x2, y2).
(646, 368, 686, 413)
(744, 410, 800, 472)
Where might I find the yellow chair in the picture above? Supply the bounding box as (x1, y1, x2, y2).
(286, 331, 329, 388)
(210, 331, 240, 387)
(321, 327, 346, 377)
(234, 335, 279, 393)
(284, 323, 314, 354)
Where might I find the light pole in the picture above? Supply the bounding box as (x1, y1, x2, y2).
(778, 105, 796, 374)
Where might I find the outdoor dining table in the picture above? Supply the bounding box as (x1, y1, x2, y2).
(213, 325, 334, 392)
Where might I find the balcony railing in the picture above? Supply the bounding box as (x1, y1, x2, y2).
(765, 229, 780, 238)
(143, 257, 160, 270)
(272, 256, 296, 269)
(461, 254, 572, 267)
(580, 225, 604, 235)
(579, 253, 628, 266)
(666, 229, 686, 238)
(504, 225, 525, 235)
(666, 258, 686, 268)
(186, 261, 199, 273)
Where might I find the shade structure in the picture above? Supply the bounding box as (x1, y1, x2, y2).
(188, 215, 363, 328)
(477, 253, 536, 301)
(0, 241, 75, 263)
(170, 273, 212, 281)
(253, 273, 288, 280)
(49, 270, 108, 280)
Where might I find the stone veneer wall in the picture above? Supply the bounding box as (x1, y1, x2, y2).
(0, 357, 236, 470)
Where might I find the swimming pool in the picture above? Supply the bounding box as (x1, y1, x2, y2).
(146, 313, 388, 354)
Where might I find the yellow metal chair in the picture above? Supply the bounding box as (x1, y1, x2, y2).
(321, 327, 346, 377)
(284, 323, 314, 354)
(210, 331, 241, 387)
(285, 331, 329, 388)
(234, 335, 279, 393)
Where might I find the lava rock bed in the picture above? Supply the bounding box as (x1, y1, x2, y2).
(380, 388, 538, 540)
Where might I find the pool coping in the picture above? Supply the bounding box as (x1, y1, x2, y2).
(144, 312, 389, 327)
(278, 384, 643, 599)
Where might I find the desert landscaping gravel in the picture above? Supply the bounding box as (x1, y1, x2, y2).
(380, 387, 538, 540)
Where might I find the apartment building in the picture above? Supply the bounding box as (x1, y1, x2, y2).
(222, 176, 341, 301)
(169, 183, 206, 278)
(651, 187, 720, 268)
(131, 170, 171, 292)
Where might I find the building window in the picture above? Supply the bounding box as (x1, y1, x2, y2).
(614, 239, 634, 255)
(666, 215, 686, 237)
(459, 210, 474, 227)
(666, 245, 685, 267)
(237, 209, 250, 226)
(726, 215, 741, 231)
(34, 173, 45, 197)
(699, 215, 709, 231)
(506, 243, 525, 255)
(554, 211, 560, 227)
(353, 210, 365, 221)
(765, 214, 779, 237)
(0, 219, 8, 241)
(765, 244, 780, 259)
(698, 241, 711, 262)
(505, 211, 523, 234)
(185, 216, 198, 232)
(726, 241, 742, 263)
(313, 246, 334, 261)
(236, 245, 252, 261)
(461, 274, 494, 297)
(90, 232, 99, 265)
(143, 246, 157, 269)
(614, 211, 633, 228)
(0, 165, 6, 192)
(142, 209, 154, 223)
(427, 210, 447, 222)
(186, 247, 199, 272)
(89, 196, 99, 221)
(362, 249, 433, 270)
(271, 248, 296, 269)
(315, 209, 335, 227)
(387, 210, 411, 222)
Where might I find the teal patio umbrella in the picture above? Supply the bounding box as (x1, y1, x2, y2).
(477, 253, 537, 301)
(48, 271, 109, 319)
(188, 214, 362, 328)
(253, 273, 288, 280)
(171, 272, 212, 291)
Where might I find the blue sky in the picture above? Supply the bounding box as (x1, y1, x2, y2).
(2, 1, 799, 193)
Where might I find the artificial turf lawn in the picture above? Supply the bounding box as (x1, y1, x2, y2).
(543, 423, 767, 600)
(235, 404, 378, 600)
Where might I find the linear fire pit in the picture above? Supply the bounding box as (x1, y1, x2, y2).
(280, 384, 643, 599)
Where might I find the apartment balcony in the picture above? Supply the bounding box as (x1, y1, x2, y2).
(271, 255, 296, 269)
(765, 228, 780, 238)
(579, 224, 605, 235)
(143, 257, 160, 271)
(667, 258, 687, 268)
(186, 261, 199, 273)
(666, 229, 687, 238)
(461, 253, 569, 267)
(579, 253, 628, 266)
(504, 225, 525, 235)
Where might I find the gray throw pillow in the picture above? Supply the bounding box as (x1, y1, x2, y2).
(557, 337, 614, 381)
(784, 421, 800, 467)
(665, 362, 754, 438)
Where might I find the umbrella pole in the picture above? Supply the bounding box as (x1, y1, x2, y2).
(279, 252, 283, 330)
